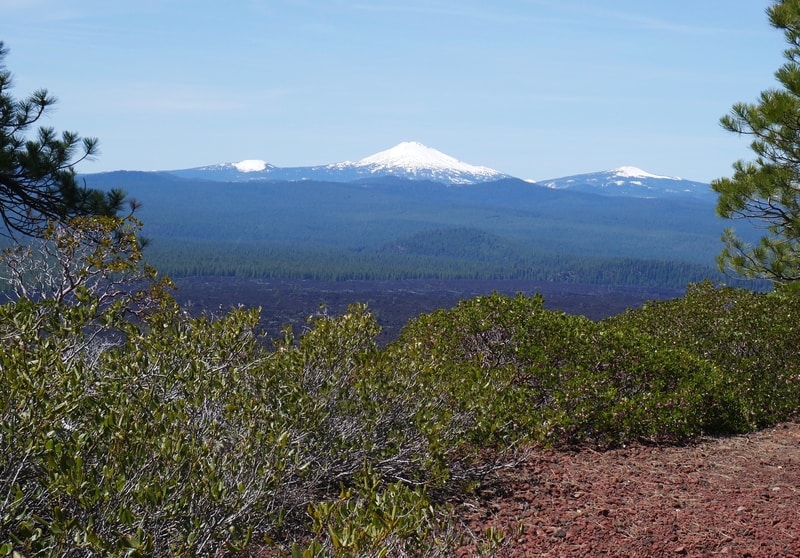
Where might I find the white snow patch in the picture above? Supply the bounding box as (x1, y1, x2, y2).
(328, 162, 354, 169)
(234, 159, 268, 172)
(611, 166, 679, 180)
(353, 141, 501, 178)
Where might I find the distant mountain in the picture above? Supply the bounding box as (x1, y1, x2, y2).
(161, 144, 713, 198)
(81, 162, 766, 289)
(536, 166, 714, 200)
(329, 141, 509, 184)
(94, 142, 715, 201)
(168, 141, 510, 185)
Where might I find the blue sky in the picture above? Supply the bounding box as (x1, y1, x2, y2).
(1, 1, 786, 182)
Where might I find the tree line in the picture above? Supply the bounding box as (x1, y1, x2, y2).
(141, 239, 757, 289)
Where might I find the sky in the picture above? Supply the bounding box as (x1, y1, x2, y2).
(0, 0, 788, 182)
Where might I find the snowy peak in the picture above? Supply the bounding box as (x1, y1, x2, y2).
(333, 141, 508, 184)
(175, 160, 277, 180)
(610, 166, 679, 180)
(538, 167, 712, 199)
(163, 147, 708, 197)
(169, 142, 508, 185)
(355, 142, 495, 174)
(233, 159, 269, 173)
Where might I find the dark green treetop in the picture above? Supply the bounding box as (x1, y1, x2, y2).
(0, 41, 125, 237)
(712, 0, 800, 286)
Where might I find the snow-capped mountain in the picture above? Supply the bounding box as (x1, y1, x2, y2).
(168, 142, 509, 185)
(327, 141, 508, 184)
(159, 145, 713, 198)
(537, 167, 714, 199)
(170, 159, 277, 181)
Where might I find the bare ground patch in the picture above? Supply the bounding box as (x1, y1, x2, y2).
(455, 422, 800, 557)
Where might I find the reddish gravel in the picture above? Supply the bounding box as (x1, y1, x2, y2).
(455, 422, 800, 557)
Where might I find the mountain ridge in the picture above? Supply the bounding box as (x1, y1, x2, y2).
(79, 156, 763, 290)
(168, 141, 509, 185)
(147, 141, 711, 198)
(539, 167, 713, 200)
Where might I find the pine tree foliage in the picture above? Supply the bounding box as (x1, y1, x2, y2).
(713, 0, 800, 285)
(0, 42, 124, 237)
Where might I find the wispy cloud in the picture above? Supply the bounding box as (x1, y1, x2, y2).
(592, 9, 729, 36)
(98, 83, 294, 114)
(350, 1, 538, 26)
(529, 0, 748, 36)
(349, 0, 739, 38)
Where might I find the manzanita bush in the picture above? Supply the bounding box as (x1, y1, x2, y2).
(2, 218, 799, 557)
(607, 281, 800, 430)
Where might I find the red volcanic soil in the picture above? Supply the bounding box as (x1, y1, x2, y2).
(454, 422, 800, 557)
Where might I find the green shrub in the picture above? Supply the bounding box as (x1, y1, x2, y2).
(392, 291, 752, 448)
(0, 293, 306, 556)
(608, 281, 800, 429)
(540, 325, 742, 444)
(295, 466, 458, 558)
(391, 293, 590, 447)
(0, 218, 304, 555)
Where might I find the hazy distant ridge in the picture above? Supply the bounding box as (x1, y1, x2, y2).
(160, 141, 711, 198)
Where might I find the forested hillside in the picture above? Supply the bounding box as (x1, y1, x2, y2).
(82, 172, 760, 289)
